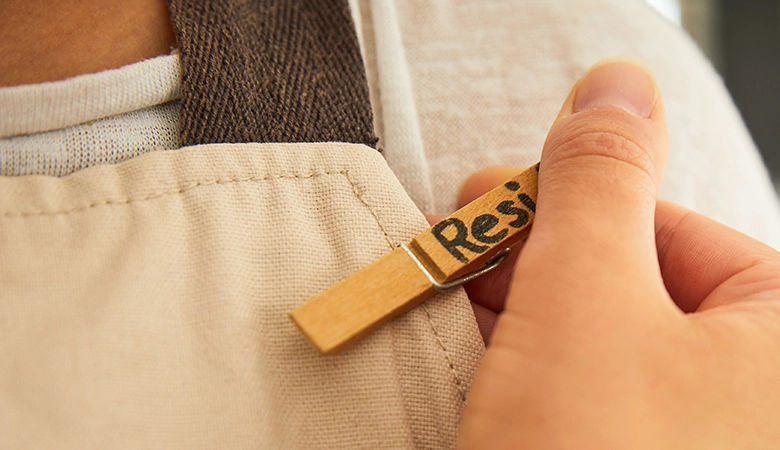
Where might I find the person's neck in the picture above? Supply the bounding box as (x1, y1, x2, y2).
(0, 0, 177, 87)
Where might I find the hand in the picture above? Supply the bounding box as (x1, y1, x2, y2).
(456, 59, 780, 449)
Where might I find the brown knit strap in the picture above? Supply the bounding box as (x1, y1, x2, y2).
(168, 0, 377, 148)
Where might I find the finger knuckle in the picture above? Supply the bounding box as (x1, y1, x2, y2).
(546, 123, 658, 186)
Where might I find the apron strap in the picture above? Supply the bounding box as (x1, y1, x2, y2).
(168, 0, 377, 148)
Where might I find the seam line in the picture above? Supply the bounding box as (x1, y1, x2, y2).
(0, 170, 347, 218)
(420, 303, 468, 402)
(341, 170, 468, 404)
(341, 170, 394, 248)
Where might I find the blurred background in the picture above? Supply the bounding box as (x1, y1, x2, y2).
(645, 0, 780, 194)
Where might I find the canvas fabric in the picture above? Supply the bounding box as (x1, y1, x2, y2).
(0, 142, 483, 449)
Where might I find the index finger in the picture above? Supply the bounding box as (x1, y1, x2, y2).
(655, 200, 780, 312)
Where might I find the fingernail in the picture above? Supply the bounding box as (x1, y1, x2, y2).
(573, 60, 656, 118)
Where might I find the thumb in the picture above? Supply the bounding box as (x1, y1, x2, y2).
(506, 59, 670, 319)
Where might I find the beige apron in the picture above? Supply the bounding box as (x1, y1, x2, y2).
(0, 142, 483, 448)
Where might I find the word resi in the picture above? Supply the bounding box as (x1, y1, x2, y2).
(431, 180, 537, 264)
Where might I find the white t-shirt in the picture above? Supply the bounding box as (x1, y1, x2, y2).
(0, 53, 181, 177)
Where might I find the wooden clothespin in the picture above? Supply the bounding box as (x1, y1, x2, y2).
(290, 163, 540, 354)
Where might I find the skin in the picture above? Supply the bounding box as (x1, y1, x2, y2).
(0, 0, 176, 87)
(454, 60, 780, 448)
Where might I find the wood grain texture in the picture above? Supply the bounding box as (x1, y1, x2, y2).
(290, 164, 539, 354)
(290, 247, 434, 354)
